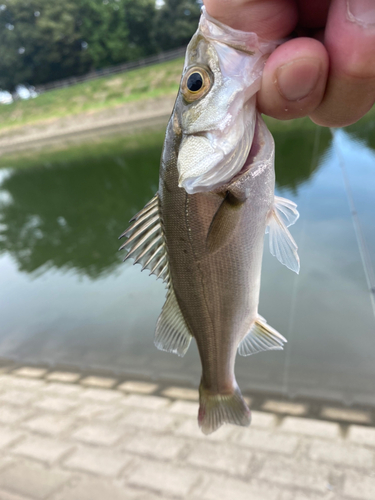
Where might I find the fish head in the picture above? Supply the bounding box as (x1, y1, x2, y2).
(175, 8, 278, 195)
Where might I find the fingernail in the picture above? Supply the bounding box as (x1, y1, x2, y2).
(347, 0, 375, 27)
(276, 58, 321, 102)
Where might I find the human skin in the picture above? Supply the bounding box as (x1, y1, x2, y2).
(203, 0, 375, 127)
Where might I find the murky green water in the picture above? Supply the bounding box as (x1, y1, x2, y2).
(0, 115, 374, 406)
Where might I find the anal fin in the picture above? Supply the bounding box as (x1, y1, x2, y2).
(238, 317, 287, 356)
(154, 288, 192, 357)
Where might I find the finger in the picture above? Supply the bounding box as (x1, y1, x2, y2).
(310, 0, 375, 127)
(296, 0, 330, 29)
(257, 37, 329, 120)
(203, 0, 298, 39)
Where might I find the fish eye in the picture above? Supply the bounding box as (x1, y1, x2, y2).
(181, 66, 212, 103)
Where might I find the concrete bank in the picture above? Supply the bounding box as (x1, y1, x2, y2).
(0, 96, 176, 157)
(0, 366, 373, 499)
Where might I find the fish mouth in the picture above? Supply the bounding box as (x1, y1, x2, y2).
(177, 106, 256, 195)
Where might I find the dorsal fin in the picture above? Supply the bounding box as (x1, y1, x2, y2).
(120, 194, 192, 357)
(154, 287, 192, 357)
(119, 193, 169, 284)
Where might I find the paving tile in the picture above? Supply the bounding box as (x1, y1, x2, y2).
(74, 403, 109, 419)
(262, 400, 308, 416)
(72, 424, 124, 446)
(127, 458, 200, 497)
(53, 476, 138, 500)
(279, 491, 336, 500)
(0, 406, 34, 425)
(0, 390, 37, 406)
(343, 471, 375, 500)
(0, 490, 33, 500)
(161, 387, 199, 401)
(33, 396, 78, 413)
(280, 417, 340, 439)
(186, 441, 252, 476)
(348, 425, 375, 447)
(121, 410, 178, 432)
(251, 411, 278, 429)
(233, 427, 299, 455)
(174, 418, 236, 441)
(308, 438, 374, 468)
(80, 376, 118, 389)
(320, 406, 372, 424)
(81, 388, 123, 403)
(1, 377, 44, 390)
(121, 394, 170, 410)
(118, 381, 158, 395)
(41, 383, 84, 398)
(95, 406, 126, 423)
(201, 476, 279, 500)
(63, 446, 133, 477)
(12, 368, 47, 379)
(0, 428, 24, 450)
(22, 414, 75, 437)
(259, 458, 331, 492)
(46, 372, 81, 383)
(122, 432, 186, 460)
(168, 400, 198, 417)
(11, 436, 75, 465)
(0, 461, 71, 499)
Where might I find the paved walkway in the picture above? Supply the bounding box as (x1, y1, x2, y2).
(0, 367, 373, 500)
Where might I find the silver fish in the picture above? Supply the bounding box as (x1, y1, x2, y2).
(120, 8, 300, 435)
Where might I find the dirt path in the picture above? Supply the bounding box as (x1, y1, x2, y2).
(0, 96, 176, 156)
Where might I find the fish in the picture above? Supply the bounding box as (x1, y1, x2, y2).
(119, 8, 300, 435)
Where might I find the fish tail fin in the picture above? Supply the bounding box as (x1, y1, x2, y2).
(198, 382, 251, 435)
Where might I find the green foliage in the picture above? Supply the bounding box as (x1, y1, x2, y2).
(153, 0, 201, 51)
(79, 0, 156, 69)
(0, 0, 90, 90)
(0, 0, 201, 91)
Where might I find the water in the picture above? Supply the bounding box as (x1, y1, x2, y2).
(0, 117, 374, 407)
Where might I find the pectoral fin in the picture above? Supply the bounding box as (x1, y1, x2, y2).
(266, 197, 300, 274)
(238, 317, 287, 356)
(206, 193, 244, 253)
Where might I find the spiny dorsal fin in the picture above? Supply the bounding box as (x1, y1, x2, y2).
(238, 317, 287, 356)
(119, 193, 169, 284)
(154, 287, 192, 357)
(266, 196, 300, 274)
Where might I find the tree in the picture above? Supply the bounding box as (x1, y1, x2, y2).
(0, 0, 90, 90)
(78, 0, 156, 69)
(152, 0, 202, 52)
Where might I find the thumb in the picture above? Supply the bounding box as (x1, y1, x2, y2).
(203, 0, 329, 121)
(203, 0, 297, 39)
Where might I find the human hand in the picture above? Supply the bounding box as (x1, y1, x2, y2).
(203, 0, 375, 126)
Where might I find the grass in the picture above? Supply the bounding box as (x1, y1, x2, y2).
(0, 58, 184, 133)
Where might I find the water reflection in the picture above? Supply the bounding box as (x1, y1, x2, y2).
(0, 124, 326, 279)
(0, 134, 162, 278)
(0, 120, 374, 408)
